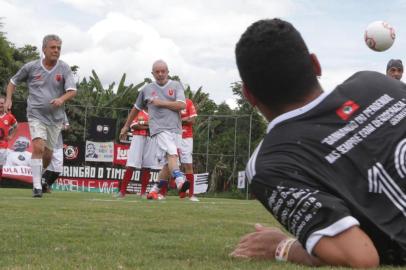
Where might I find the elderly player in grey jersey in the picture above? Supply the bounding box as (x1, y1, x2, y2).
(119, 60, 190, 199)
(5, 34, 77, 198)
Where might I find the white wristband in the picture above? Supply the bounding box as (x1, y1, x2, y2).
(274, 238, 297, 262)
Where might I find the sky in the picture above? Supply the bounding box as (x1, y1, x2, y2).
(1, 0, 406, 107)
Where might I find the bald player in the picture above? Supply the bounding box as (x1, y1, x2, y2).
(119, 60, 189, 200)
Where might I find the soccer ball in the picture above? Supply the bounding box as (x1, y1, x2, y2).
(364, 21, 396, 52)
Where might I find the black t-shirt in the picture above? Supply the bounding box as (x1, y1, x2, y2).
(248, 71, 406, 265)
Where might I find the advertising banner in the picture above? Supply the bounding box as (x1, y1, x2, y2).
(85, 141, 114, 162)
(237, 171, 246, 189)
(2, 122, 32, 183)
(194, 173, 209, 194)
(113, 143, 130, 166)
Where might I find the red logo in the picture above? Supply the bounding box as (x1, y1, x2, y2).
(336, 100, 360, 120)
(55, 74, 62, 82)
(168, 89, 174, 96)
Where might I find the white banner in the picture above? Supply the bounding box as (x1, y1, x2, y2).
(237, 171, 246, 189)
(194, 172, 209, 194)
(85, 141, 114, 162)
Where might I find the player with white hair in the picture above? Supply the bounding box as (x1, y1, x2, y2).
(5, 34, 77, 197)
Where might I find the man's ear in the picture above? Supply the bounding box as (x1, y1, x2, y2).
(242, 83, 257, 107)
(310, 53, 322, 77)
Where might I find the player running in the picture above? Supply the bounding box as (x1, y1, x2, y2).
(119, 60, 189, 200)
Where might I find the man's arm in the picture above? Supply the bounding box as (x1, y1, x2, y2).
(120, 107, 140, 140)
(50, 90, 77, 107)
(230, 224, 379, 268)
(150, 99, 185, 111)
(131, 120, 149, 131)
(182, 116, 196, 125)
(5, 82, 16, 111)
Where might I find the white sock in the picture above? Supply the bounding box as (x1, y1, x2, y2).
(31, 158, 43, 190)
(150, 184, 159, 193)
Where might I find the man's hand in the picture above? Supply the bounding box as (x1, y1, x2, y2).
(149, 98, 163, 107)
(119, 126, 129, 141)
(50, 98, 64, 107)
(230, 224, 288, 260)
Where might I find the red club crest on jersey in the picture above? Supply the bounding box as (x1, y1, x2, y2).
(168, 88, 174, 96)
(152, 91, 158, 97)
(55, 74, 63, 82)
(336, 100, 360, 120)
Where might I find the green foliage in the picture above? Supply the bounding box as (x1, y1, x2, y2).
(0, 22, 40, 121)
(231, 81, 267, 150)
(0, 21, 17, 92)
(66, 70, 149, 141)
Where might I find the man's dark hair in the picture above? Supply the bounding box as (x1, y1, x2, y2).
(235, 19, 319, 107)
(386, 59, 403, 71)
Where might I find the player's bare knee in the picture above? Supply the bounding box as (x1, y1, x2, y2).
(31, 140, 45, 156)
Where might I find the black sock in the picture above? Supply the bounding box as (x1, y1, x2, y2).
(42, 170, 61, 186)
(179, 180, 190, 193)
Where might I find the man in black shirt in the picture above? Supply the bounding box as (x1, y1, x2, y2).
(230, 18, 406, 268)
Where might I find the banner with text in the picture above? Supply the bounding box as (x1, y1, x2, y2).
(54, 165, 161, 193)
(194, 173, 209, 194)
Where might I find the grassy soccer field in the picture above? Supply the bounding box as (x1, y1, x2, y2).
(0, 188, 399, 270)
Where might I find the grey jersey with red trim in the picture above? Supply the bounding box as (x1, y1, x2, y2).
(134, 80, 185, 136)
(11, 59, 77, 125)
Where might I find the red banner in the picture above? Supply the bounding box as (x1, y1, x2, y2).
(2, 122, 33, 182)
(114, 143, 129, 166)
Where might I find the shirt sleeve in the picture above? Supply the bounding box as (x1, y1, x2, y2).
(251, 165, 358, 255)
(10, 63, 30, 85)
(175, 82, 186, 103)
(63, 64, 77, 91)
(134, 89, 145, 111)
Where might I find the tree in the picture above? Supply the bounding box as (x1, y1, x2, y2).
(0, 20, 16, 92)
(65, 70, 149, 141)
(0, 21, 40, 121)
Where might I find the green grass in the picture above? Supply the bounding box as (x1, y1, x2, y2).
(0, 188, 399, 270)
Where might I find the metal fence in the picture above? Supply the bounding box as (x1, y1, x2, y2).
(13, 101, 259, 198)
